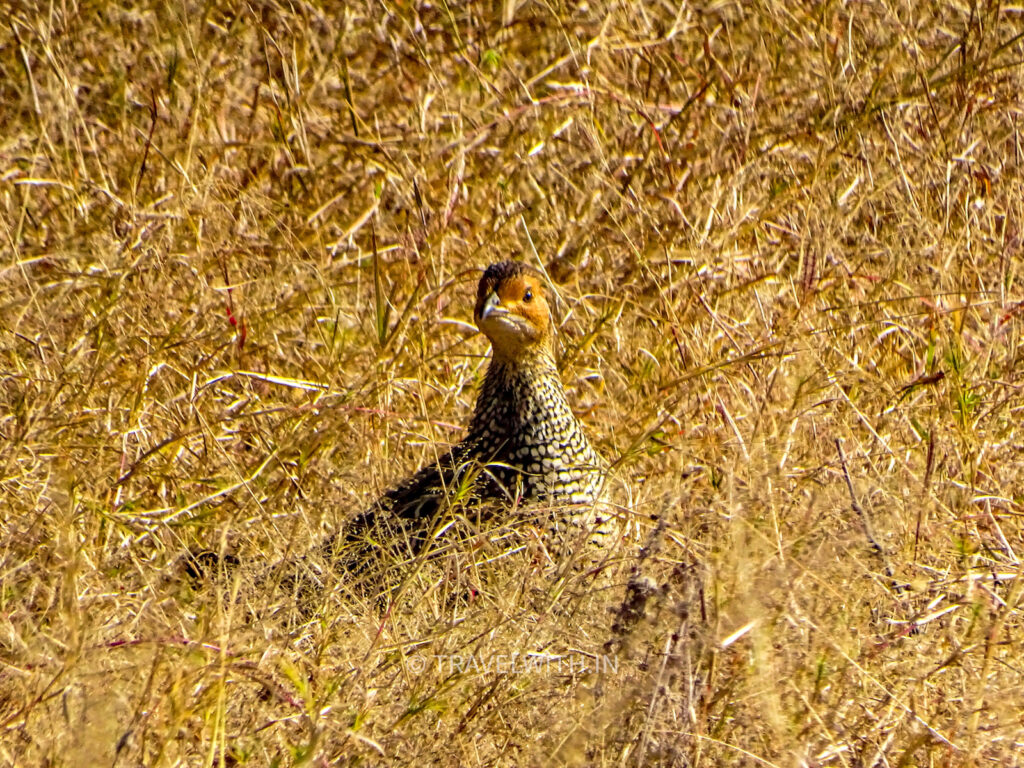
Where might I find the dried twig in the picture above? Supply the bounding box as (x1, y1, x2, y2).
(835, 439, 896, 583)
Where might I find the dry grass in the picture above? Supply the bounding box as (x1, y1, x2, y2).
(3, 1, 1024, 765)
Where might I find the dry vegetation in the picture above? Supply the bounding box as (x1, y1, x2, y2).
(3, 0, 1024, 765)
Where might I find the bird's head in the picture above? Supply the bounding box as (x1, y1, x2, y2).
(474, 261, 553, 362)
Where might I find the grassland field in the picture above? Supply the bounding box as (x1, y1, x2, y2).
(2, 1, 1023, 765)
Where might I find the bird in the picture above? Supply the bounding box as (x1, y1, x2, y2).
(328, 260, 609, 578)
(184, 260, 612, 611)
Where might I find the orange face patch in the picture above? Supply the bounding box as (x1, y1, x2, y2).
(474, 265, 552, 356)
(495, 275, 549, 330)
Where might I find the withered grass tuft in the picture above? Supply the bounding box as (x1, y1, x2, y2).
(2, 2, 1023, 765)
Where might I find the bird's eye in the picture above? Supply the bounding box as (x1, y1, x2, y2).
(523, 289, 533, 302)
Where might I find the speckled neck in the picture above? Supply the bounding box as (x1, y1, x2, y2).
(463, 343, 604, 505)
(468, 350, 563, 436)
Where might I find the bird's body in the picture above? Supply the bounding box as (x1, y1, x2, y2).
(342, 261, 606, 562)
(187, 261, 607, 607)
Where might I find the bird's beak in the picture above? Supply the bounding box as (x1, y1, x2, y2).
(479, 290, 504, 320)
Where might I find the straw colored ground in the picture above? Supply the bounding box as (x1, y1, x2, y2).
(2, 1, 1023, 765)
